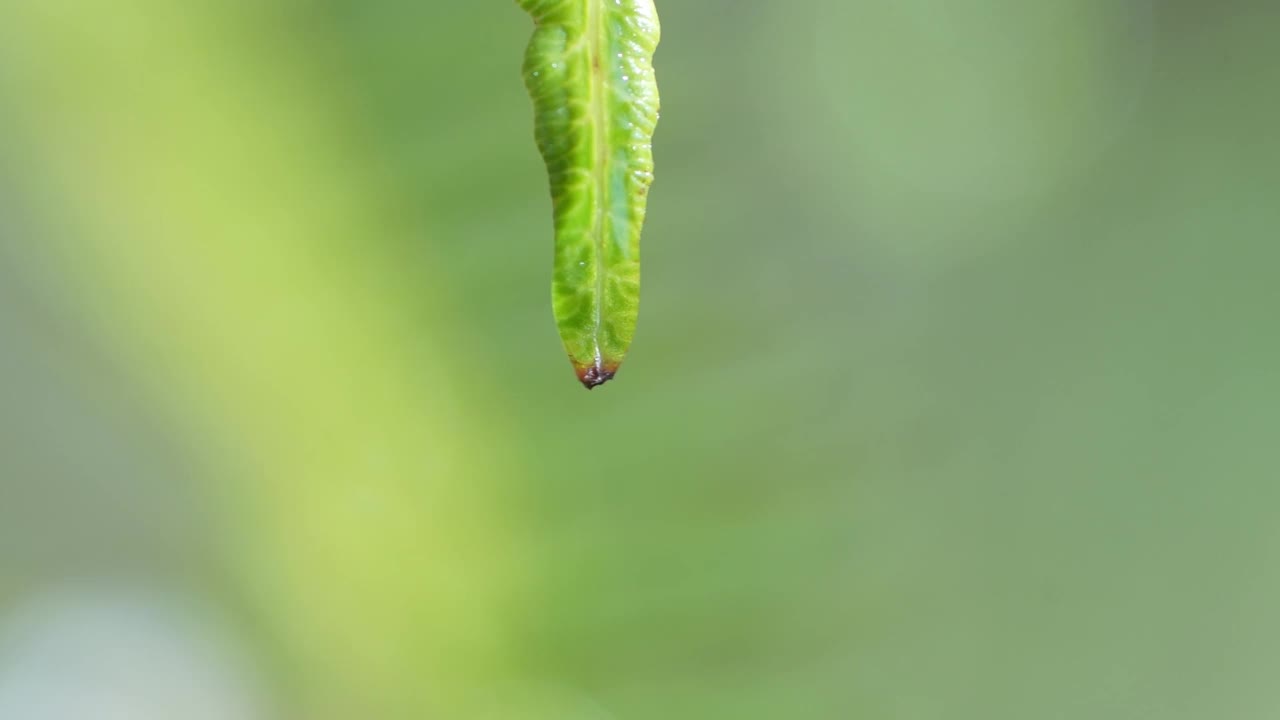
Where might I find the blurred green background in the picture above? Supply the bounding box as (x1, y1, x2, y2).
(2, 1, 1278, 718)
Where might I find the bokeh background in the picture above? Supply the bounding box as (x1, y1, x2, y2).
(2, 1, 1278, 718)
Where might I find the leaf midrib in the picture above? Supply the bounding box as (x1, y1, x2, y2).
(586, 0, 607, 367)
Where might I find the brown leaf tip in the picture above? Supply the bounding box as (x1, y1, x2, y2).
(575, 362, 618, 390)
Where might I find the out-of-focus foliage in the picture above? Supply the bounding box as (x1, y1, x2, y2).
(1, 2, 1278, 719)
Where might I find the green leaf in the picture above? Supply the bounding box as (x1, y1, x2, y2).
(517, 0, 661, 389)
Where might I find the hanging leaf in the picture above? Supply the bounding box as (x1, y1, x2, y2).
(517, 0, 661, 389)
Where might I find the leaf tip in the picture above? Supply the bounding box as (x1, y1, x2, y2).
(575, 361, 619, 390)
